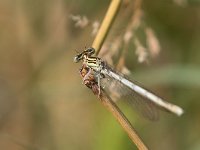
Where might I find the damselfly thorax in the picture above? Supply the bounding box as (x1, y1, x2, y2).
(83, 55, 103, 72)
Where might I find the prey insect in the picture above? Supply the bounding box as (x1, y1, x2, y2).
(74, 47, 184, 120)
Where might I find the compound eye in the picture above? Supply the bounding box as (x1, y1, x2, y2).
(86, 47, 95, 55)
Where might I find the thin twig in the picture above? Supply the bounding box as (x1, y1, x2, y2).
(92, 0, 122, 55)
(99, 91, 149, 150)
(90, 0, 149, 149)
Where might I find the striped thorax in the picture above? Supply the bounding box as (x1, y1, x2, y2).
(74, 47, 103, 72)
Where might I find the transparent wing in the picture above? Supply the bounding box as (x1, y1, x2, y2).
(100, 74, 159, 121)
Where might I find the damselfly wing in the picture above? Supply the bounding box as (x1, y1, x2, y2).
(100, 73, 160, 121)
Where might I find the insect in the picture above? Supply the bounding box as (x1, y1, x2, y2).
(74, 47, 184, 120)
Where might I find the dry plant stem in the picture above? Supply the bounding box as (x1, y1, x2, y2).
(99, 91, 149, 150)
(92, 0, 122, 55)
(91, 0, 148, 149)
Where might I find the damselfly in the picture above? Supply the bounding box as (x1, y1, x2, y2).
(74, 47, 184, 120)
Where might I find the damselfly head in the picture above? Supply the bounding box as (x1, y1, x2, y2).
(73, 47, 95, 63)
(84, 47, 95, 56)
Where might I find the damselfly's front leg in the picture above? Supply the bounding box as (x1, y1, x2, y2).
(97, 73, 101, 97)
(82, 68, 92, 84)
(94, 71, 105, 97)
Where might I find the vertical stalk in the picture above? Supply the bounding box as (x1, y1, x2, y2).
(92, 0, 121, 55)
(90, 0, 149, 149)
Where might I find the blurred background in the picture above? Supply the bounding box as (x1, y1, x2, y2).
(0, 0, 200, 150)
